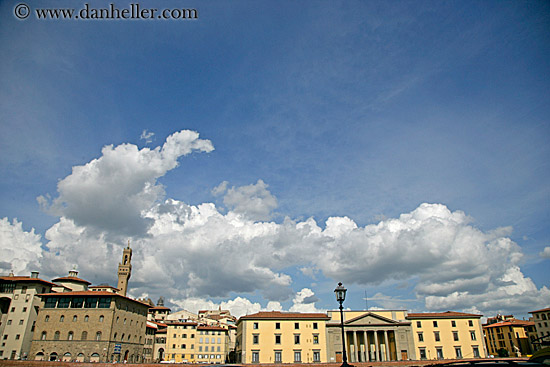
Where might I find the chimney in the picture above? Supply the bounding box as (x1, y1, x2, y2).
(30, 271, 39, 278)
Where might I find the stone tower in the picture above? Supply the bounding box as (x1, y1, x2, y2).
(117, 241, 132, 296)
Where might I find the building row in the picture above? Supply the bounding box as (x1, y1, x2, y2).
(1, 244, 548, 363)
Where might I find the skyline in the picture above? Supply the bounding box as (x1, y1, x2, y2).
(1, 0, 549, 319)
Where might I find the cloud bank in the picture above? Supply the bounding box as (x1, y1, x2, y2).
(1, 130, 548, 318)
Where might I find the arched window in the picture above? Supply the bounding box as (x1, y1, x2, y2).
(84, 315, 89, 322)
(59, 315, 64, 322)
(62, 352, 71, 362)
(68, 331, 73, 340)
(90, 353, 100, 362)
(116, 316, 119, 323)
(81, 331, 87, 340)
(114, 332, 117, 340)
(121, 333, 125, 341)
(99, 315, 104, 322)
(44, 315, 49, 322)
(124, 318, 127, 324)
(96, 331, 102, 341)
(72, 315, 77, 322)
(127, 334, 131, 341)
(41, 331, 47, 340)
(54, 331, 60, 340)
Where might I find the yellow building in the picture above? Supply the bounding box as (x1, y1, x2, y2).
(165, 321, 198, 363)
(236, 311, 330, 364)
(483, 317, 536, 357)
(196, 325, 229, 364)
(406, 311, 486, 360)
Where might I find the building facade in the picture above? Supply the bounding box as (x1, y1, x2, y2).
(165, 321, 198, 363)
(326, 310, 415, 363)
(29, 290, 149, 363)
(483, 317, 536, 357)
(407, 312, 486, 360)
(0, 272, 54, 360)
(529, 308, 550, 349)
(236, 311, 330, 364)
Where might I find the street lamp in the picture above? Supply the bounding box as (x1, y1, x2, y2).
(335, 282, 353, 367)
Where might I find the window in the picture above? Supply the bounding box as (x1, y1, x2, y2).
(58, 298, 70, 308)
(294, 334, 300, 344)
(453, 331, 459, 341)
(470, 331, 476, 340)
(45, 315, 50, 322)
(313, 322, 318, 329)
(274, 351, 282, 362)
(469, 320, 474, 327)
(275, 322, 281, 329)
(252, 351, 259, 363)
(417, 321, 422, 328)
(15, 334, 20, 340)
(41, 332, 47, 340)
(84, 315, 89, 322)
(68, 331, 73, 340)
(71, 297, 84, 308)
(253, 334, 259, 344)
(81, 331, 87, 340)
(98, 297, 111, 308)
(418, 332, 424, 342)
(59, 315, 64, 322)
(275, 335, 281, 344)
(455, 347, 462, 358)
(313, 334, 319, 344)
(124, 318, 127, 324)
(6, 320, 12, 325)
(96, 331, 101, 341)
(45, 297, 57, 308)
(434, 331, 440, 342)
(294, 350, 301, 362)
(22, 307, 27, 312)
(452, 320, 456, 327)
(419, 348, 427, 360)
(253, 322, 258, 329)
(313, 350, 320, 362)
(436, 348, 443, 359)
(294, 322, 299, 329)
(433, 321, 438, 327)
(73, 315, 77, 322)
(19, 320, 23, 325)
(99, 315, 104, 322)
(473, 347, 480, 358)
(21, 286, 27, 294)
(54, 331, 60, 340)
(84, 297, 97, 308)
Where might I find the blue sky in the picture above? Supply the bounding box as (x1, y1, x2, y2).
(1, 0, 549, 318)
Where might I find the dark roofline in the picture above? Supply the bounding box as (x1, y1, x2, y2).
(52, 276, 92, 285)
(0, 276, 56, 287)
(37, 291, 152, 308)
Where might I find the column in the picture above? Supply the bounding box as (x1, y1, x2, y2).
(363, 331, 368, 362)
(384, 330, 391, 361)
(374, 331, 379, 361)
(353, 331, 359, 362)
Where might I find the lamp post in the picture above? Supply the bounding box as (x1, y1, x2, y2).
(335, 282, 353, 367)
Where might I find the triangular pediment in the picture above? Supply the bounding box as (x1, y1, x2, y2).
(344, 312, 401, 326)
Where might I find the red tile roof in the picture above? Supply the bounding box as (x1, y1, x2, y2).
(483, 319, 535, 328)
(150, 306, 171, 311)
(239, 311, 330, 321)
(530, 307, 550, 313)
(406, 311, 482, 319)
(165, 321, 198, 326)
(0, 276, 56, 287)
(52, 276, 91, 285)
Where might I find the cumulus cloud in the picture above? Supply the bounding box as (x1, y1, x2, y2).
(540, 247, 550, 259)
(219, 179, 278, 221)
(0, 218, 43, 275)
(37, 130, 213, 236)
(140, 129, 155, 144)
(9, 130, 548, 318)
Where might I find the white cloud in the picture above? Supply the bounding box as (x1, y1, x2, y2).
(37, 130, 213, 236)
(540, 247, 550, 259)
(140, 129, 155, 144)
(222, 179, 278, 221)
(12, 131, 547, 317)
(0, 218, 43, 275)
